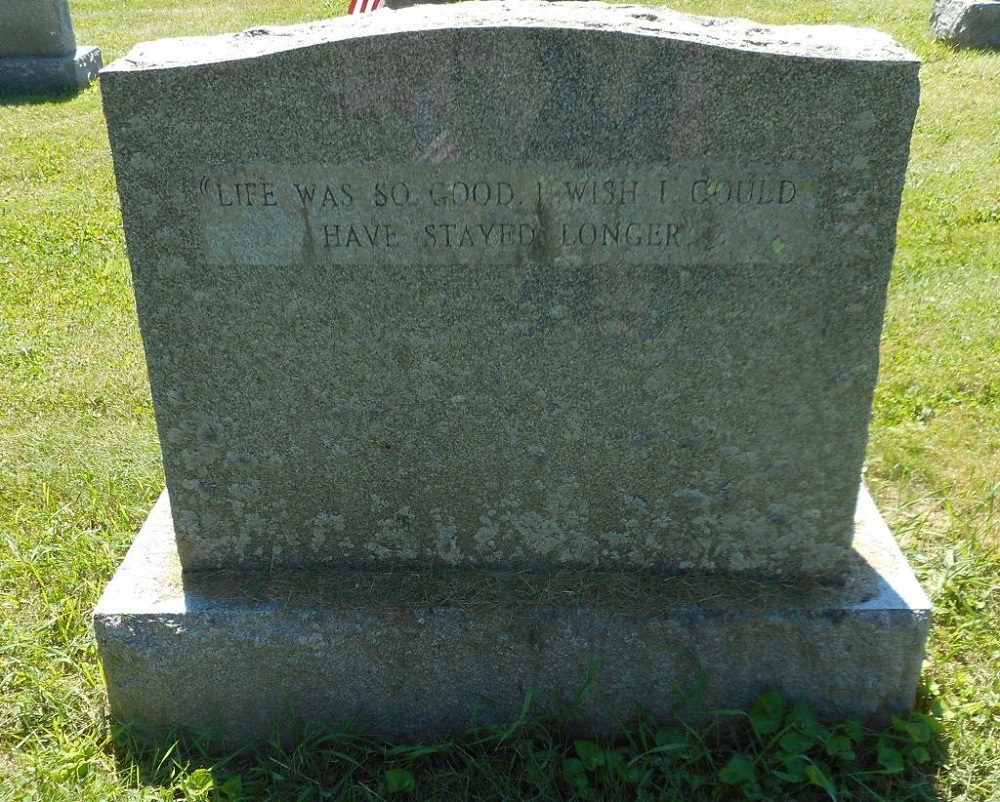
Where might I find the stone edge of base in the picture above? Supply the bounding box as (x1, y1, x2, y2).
(94, 484, 931, 747)
(0, 46, 102, 93)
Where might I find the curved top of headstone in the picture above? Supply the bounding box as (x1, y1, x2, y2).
(104, 0, 916, 72)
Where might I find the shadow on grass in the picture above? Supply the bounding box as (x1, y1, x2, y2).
(0, 85, 91, 107)
(109, 713, 563, 800)
(107, 693, 949, 801)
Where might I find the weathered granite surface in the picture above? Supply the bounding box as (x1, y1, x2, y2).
(931, 0, 1000, 48)
(0, 0, 101, 92)
(94, 485, 931, 745)
(100, 2, 919, 581)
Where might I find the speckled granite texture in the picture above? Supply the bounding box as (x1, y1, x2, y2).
(94, 485, 930, 745)
(101, 1, 919, 580)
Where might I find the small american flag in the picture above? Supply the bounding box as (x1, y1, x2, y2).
(420, 130, 459, 164)
(414, 91, 460, 163)
(349, 0, 384, 12)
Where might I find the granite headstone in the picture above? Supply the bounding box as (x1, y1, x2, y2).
(101, 4, 914, 583)
(95, 1, 931, 744)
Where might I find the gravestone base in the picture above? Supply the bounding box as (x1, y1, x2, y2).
(0, 46, 101, 93)
(94, 485, 930, 748)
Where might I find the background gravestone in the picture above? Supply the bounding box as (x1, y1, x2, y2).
(931, 0, 1000, 48)
(0, 0, 102, 93)
(94, 1, 931, 744)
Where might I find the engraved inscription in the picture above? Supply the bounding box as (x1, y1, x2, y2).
(197, 164, 816, 266)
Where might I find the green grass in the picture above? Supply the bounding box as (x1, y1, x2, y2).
(2, 0, 999, 798)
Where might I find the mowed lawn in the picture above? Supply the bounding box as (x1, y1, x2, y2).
(1, 0, 998, 799)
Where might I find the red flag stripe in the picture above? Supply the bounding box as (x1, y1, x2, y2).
(422, 130, 459, 164)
